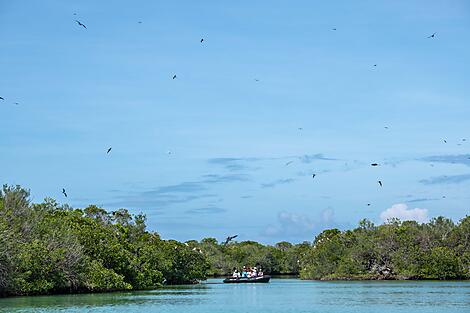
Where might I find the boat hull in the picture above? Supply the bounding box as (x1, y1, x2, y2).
(223, 275, 271, 283)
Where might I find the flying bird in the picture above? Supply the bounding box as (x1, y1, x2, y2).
(0, 97, 4, 100)
(172, 74, 177, 79)
(254, 79, 260, 82)
(223, 235, 238, 246)
(332, 28, 337, 31)
(427, 32, 436, 38)
(298, 127, 303, 131)
(75, 20, 87, 29)
(285, 161, 293, 166)
(373, 64, 377, 67)
(14, 102, 19, 105)
(62, 188, 67, 197)
(443, 139, 447, 143)
(107, 147, 112, 154)
(312, 174, 316, 179)
(138, 21, 142, 24)
(200, 38, 204, 43)
(384, 126, 389, 129)
(371, 163, 379, 166)
(378, 180, 383, 187)
(367, 203, 371, 206)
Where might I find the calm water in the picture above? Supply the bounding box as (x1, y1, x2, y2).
(1, 279, 469, 313)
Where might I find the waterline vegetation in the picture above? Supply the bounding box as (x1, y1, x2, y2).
(1, 185, 469, 297)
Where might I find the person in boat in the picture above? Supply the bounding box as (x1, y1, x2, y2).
(250, 267, 258, 277)
(258, 268, 264, 277)
(241, 266, 248, 278)
(232, 268, 241, 278)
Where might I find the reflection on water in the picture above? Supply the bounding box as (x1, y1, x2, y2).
(0, 279, 469, 313)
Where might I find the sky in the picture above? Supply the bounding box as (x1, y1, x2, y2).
(1, 0, 470, 244)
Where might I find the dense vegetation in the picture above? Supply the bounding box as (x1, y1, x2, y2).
(188, 238, 310, 276)
(299, 217, 470, 280)
(1, 185, 469, 297)
(0, 185, 208, 297)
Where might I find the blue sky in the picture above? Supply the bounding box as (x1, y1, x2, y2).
(1, 0, 470, 243)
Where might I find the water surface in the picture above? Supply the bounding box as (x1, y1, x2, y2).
(1, 279, 469, 313)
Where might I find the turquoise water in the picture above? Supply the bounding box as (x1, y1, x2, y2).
(1, 279, 469, 313)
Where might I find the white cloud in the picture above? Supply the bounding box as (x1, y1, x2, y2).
(262, 208, 338, 241)
(380, 203, 428, 223)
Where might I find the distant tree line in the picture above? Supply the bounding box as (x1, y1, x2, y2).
(1, 185, 469, 297)
(190, 215, 470, 281)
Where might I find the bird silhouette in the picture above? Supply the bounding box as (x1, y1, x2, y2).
(371, 163, 379, 166)
(332, 28, 337, 31)
(444, 139, 447, 143)
(254, 79, 260, 82)
(0, 97, 4, 100)
(223, 235, 238, 246)
(138, 21, 142, 24)
(367, 203, 371, 206)
(378, 180, 383, 187)
(373, 64, 377, 67)
(62, 188, 68, 197)
(14, 102, 19, 105)
(107, 147, 112, 154)
(172, 75, 177, 79)
(200, 38, 204, 43)
(75, 20, 87, 29)
(312, 174, 316, 179)
(427, 32, 436, 38)
(285, 161, 293, 166)
(298, 127, 303, 131)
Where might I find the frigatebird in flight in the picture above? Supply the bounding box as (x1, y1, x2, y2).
(223, 235, 238, 246)
(62, 188, 68, 197)
(107, 147, 112, 154)
(75, 20, 87, 29)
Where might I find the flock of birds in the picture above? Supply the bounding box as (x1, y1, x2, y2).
(1, 12, 449, 244)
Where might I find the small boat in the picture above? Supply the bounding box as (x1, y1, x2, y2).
(223, 275, 271, 283)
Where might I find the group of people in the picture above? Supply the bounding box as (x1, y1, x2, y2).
(232, 266, 264, 278)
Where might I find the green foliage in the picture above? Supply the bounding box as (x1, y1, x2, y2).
(0, 185, 209, 297)
(193, 238, 309, 276)
(300, 216, 470, 280)
(2, 184, 469, 297)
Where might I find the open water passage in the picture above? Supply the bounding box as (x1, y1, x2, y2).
(0, 279, 469, 313)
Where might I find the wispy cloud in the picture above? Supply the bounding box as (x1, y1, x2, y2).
(299, 154, 337, 163)
(185, 206, 226, 214)
(261, 178, 295, 188)
(105, 174, 249, 209)
(380, 203, 428, 223)
(261, 208, 339, 242)
(207, 154, 338, 171)
(201, 174, 250, 183)
(419, 174, 470, 185)
(207, 157, 260, 171)
(420, 154, 470, 166)
(406, 197, 441, 203)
